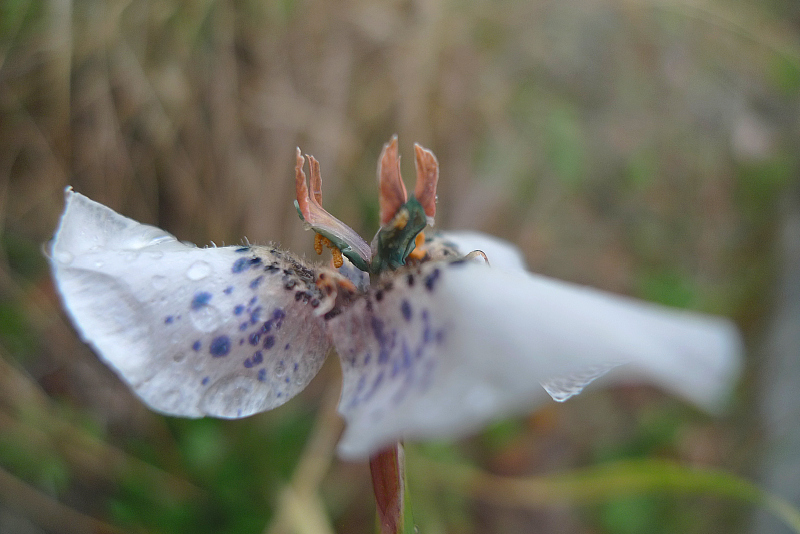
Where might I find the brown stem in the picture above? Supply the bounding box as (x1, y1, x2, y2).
(369, 442, 405, 534)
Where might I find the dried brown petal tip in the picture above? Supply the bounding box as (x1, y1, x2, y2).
(413, 143, 439, 225)
(378, 135, 408, 226)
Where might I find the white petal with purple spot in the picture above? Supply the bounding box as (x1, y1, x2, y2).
(49, 189, 331, 418)
(329, 260, 742, 459)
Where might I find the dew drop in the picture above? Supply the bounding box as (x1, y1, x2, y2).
(274, 360, 286, 377)
(187, 261, 212, 280)
(199, 375, 272, 417)
(158, 389, 184, 411)
(190, 305, 222, 332)
(173, 352, 187, 363)
(147, 250, 164, 260)
(93, 260, 104, 268)
(148, 235, 173, 246)
(151, 275, 169, 290)
(54, 250, 74, 264)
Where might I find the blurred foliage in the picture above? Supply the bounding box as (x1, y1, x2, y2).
(1, 0, 799, 532)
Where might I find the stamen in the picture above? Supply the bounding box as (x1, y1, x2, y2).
(407, 231, 426, 261)
(331, 247, 344, 268)
(314, 233, 324, 255)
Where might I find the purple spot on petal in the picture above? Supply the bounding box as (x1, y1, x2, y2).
(191, 291, 212, 310)
(209, 336, 231, 357)
(232, 257, 249, 273)
(264, 336, 275, 349)
(164, 315, 175, 324)
(202, 376, 210, 385)
(239, 322, 249, 331)
(293, 362, 298, 372)
(249, 276, 264, 289)
(284, 343, 290, 351)
(249, 332, 261, 346)
(400, 300, 412, 322)
(234, 304, 245, 315)
(223, 286, 234, 295)
(257, 369, 267, 382)
(424, 268, 441, 292)
(192, 340, 201, 351)
(252, 351, 263, 364)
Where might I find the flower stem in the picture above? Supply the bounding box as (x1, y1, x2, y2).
(369, 442, 414, 534)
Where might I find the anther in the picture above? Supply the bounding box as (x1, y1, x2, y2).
(331, 247, 344, 268)
(407, 231, 426, 261)
(314, 233, 324, 255)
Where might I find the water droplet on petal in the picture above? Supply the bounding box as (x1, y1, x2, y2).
(54, 250, 74, 264)
(148, 236, 173, 246)
(190, 305, 222, 332)
(159, 389, 185, 411)
(151, 275, 169, 290)
(147, 250, 164, 260)
(199, 375, 272, 417)
(274, 361, 286, 376)
(93, 260, 104, 268)
(187, 261, 212, 280)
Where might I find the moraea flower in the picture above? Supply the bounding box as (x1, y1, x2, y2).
(48, 137, 742, 460)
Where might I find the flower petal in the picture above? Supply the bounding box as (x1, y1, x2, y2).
(329, 260, 742, 459)
(49, 189, 332, 419)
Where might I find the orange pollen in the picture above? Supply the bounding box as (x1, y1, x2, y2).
(331, 247, 344, 268)
(314, 233, 343, 268)
(407, 231, 426, 261)
(314, 233, 325, 255)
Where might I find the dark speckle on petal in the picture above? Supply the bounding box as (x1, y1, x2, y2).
(235, 246, 250, 253)
(191, 291, 212, 310)
(264, 335, 275, 349)
(164, 315, 175, 324)
(406, 274, 415, 286)
(234, 304, 245, 315)
(400, 300, 412, 322)
(249, 276, 264, 289)
(209, 336, 231, 357)
(424, 268, 441, 292)
(192, 340, 201, 351)
(202, 376, 210, 385)
(223, 286, 234, 295)
(232, 257, 249, 273)
(257, 369, 267, 382)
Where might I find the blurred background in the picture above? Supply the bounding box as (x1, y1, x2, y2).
(1, 0, 799, 532)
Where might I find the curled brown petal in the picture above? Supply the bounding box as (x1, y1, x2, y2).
(378, 135, 408, 226)
(414, 143, 439, 224)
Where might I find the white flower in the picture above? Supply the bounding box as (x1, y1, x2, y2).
(48, 137, 742, 460)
